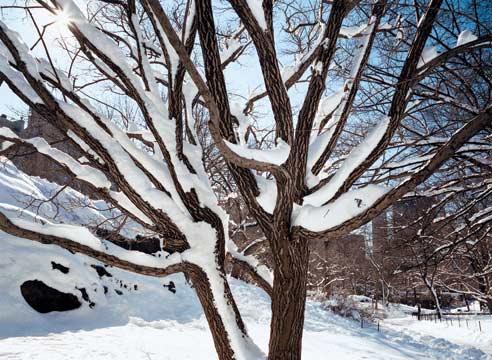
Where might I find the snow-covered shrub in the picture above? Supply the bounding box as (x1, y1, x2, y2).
(324, 294, 377, 321)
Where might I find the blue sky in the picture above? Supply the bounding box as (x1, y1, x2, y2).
(0, 0, 309, 127)
(0, 2, 269, 120)
(0, 2, 64, 117)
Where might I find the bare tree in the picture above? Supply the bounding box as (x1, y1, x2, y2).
(406, 179, 492, 314)
(0, 0, 491, 359)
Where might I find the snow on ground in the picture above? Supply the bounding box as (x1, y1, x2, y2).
(1, 277, 491, 360)
(382, 313, 492, 357)
(0, 162, 491, 359)
(0, 233, 200, 338)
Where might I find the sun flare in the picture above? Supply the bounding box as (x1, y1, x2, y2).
(52, 9, 72, 29)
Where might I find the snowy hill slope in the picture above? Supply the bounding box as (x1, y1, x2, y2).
(0, 232, 198, 338)
(0, 161, 491, 359)
(0, 160, 199, 336)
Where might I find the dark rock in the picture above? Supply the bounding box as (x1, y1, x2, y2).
(163, 281, 176, 294)
(90, 264, 113, 278)
(51, 261, 69, 274)
(94, 228, 162, 254)
(114, 289, 123, 295)
(77, 287, 89, 301)
(20, 280, 81, 313)
(77, 287, 96, 308)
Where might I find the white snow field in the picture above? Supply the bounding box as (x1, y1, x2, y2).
(0, 161, 491, 360)
(1, 271, 491, 360)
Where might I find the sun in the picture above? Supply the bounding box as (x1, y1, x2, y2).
(52, 9, 72, 29)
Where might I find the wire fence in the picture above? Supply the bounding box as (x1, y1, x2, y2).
(357, 312, 490, 334)
(410, 312, 489, 332)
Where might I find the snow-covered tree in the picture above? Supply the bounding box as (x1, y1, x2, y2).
(0, 0, 491, 359)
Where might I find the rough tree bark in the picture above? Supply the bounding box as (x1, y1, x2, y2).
(268, 232, 310, 360)
(186, 265, 244, 360)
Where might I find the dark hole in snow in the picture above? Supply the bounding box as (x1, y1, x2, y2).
(115, 289, 123, 295)
(90, 264, 113, 278)
(134, 284, 138, 290)
(51, 261, 69, 274)
(103, 285, 108, 294)
(163, 281, 176, 294)
(20, 280, 81, 313)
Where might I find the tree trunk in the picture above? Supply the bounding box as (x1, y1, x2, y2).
(423, 277, 442, 319)
(381, 280, 386, 307)
(268, 238, 310, 360)
(486, 298, 492, 315)
(186, 264, 258, 360)
(464, 295, 470, 312)
(432, 289, 442, 319)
